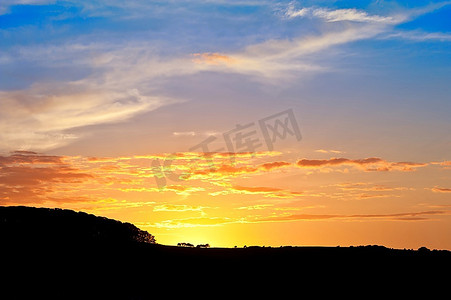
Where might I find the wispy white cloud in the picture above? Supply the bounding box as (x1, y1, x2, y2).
(173, 130, 220, 137)
(284, 5, 404, 24)
(283, 1, 451, 24)
(0, 82, 177, 151)
(193, 23, 388, 79)
(190, 1, 451, 80)
(2, 1, 449, 151)
(173, 131, 197, 137)
(0, 41, 204, 151)
(0, 33, 327, 150)
(385, 30, 451, 42)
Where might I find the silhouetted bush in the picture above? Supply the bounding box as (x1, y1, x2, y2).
(418, 246, 431, 253)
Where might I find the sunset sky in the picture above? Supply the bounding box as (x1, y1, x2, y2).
(1, 0, 450, 249)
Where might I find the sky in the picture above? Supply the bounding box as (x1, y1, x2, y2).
(0, 0, 450, 249)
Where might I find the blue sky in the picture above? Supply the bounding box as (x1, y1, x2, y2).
(0, 0, 450, 158)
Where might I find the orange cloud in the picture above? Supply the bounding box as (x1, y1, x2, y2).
(432, 161, 451, 169)
(315, 149, 344, 154)
(0, 150, 293, 206)
(256, 210, 448, 223)
(192, 52, 236, 65)
(0, 151, 64, 165)
(297, 157, 427, 171)
(190, 160, 291, 179)
(163, 185, 205, 195)
(335, 182, 411, 192)
(193, 164, 258, 176)
(210, 185, 303, 198)
(135, 151, 284, 181)
(260, 161, 292, 170)
(430, 186, 451, 193)
(235, 185, 303, 198)
(298, 157, 382, 167)
(233, 186, 283, 193)
(153, 204, 206, 212)
(431, 161, 451, 166)
(0, 152, 92, 205)
(152, 216, 236, 228)
(236, 204, 273, 210)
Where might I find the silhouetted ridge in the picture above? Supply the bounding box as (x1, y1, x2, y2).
(0, 206, 155, 246)
(0, 206, 449, 295)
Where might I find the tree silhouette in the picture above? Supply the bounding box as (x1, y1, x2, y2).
(177, 242, 195, 248)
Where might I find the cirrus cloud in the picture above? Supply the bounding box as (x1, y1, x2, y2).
(284, 5, 404, 24)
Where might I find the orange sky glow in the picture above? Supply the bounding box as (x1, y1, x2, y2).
(1, 150, 449, 249)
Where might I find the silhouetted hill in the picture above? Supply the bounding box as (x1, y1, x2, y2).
(0, 206, 155, 247)
(1, 206, 449, 296)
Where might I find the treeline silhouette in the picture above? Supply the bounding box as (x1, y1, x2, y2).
(0, 206, 155, 247)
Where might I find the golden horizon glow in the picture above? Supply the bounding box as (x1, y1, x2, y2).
(1, 150, 450, 249)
